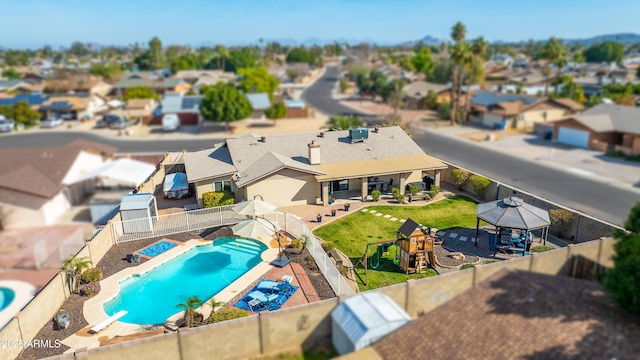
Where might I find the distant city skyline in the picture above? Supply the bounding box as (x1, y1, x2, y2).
(1, 0, 639, 48)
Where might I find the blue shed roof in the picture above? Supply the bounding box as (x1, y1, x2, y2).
(245, 93, 271, 110)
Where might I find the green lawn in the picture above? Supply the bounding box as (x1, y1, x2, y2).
(313, 195, 482, 291)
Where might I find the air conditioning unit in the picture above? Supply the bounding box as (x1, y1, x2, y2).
(349, 127, 369, 143)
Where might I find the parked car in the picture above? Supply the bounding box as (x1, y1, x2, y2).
(108, 118, 132, 129)
(163, 172, 190, 199)
(60, 112, 76, 120)
(0, 116, 14, 133)
(95, 114, 120, 128)
(41, 117, 64, 128)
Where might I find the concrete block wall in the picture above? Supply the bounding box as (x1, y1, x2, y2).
(27, 238, 616, 360)
(1, 319, 23, 360)
(138, 153, 170, 194)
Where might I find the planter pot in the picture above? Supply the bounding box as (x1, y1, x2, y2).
(331, 209, 337, 216)
(328, 200, 333, 205)
(317, 216, 322, 223)
(344, 205, 350, 211)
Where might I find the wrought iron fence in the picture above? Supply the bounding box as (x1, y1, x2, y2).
(111, 205, 248, 243)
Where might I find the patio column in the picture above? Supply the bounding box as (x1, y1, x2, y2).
(399, 173, 406, 195)
(434, 170, 441, 187)
(322, 181, 330, 206)
(361, 178, 368, 201)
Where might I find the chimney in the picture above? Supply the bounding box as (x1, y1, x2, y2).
(308, 140, 321, 165)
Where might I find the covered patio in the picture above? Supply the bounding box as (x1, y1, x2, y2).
(314, 154, 447, 206)
(474, 197, 551, 256)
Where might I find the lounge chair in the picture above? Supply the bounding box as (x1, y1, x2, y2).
(256, 277, 294, 295)
(246, 290, 278, 312)
(90, 310, 127, 334)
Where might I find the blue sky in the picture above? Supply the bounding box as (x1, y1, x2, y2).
(1, 0, 639, 48)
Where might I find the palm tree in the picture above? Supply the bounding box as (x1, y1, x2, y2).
(214, 45, 228, 71)
(450, 42, 472, 125)
(541, 37, 565, 96)
(207, 297, 226, 323)
(554, 54, 568, 95)
(451, 22, 467, 43)
(328, 115, 363, 130)
(464, 37, 489, 120)
(61, 255, 92, 294)
(177, 296, 203, 328)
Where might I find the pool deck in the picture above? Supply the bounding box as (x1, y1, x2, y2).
(63, 237, 279, 351)
(0, 280, 36, 329)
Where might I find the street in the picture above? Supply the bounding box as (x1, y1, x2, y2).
(304, 66, 638, 226)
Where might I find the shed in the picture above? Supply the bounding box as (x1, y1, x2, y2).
(331, 292, 411, 355)
(119, 193, 158, 233)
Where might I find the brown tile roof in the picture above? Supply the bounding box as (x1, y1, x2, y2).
(372, 269, 640, 360)
(126, 98, 155, 109)
(550, 98, 585, 112)
(0, 140, 116, 198)
(40, 95, 91, 111)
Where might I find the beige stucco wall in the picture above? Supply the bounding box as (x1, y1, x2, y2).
(0, 188, 66, 228)
(245, 169, 319, 207)
(193, 176, 234, 207)
(520, 108, 568, 130)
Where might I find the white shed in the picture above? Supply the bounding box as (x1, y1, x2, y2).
(119, 193, 158, 233)
(331, 292, 411, 355)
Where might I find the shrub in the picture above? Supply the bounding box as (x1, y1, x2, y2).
(469, 175, 491, 199)
(531, 245, 555, 253)
(391, 187, 400, 196)
(394, 192, 405, 203)
(371, 190, 381, 201)
(202, 191, 235, 208)
(338, 265, 350, 276)
(409, 185, 420, 196)
(321, 241, 335, 253)
(549, 208, 575, 237)
(290, 238, 304, 249)
(428, 185, 440, 199)
(460, 264, 476, 270)
(451, 169, 469, 190)
(438, 101, 451, 120)
(208, 308, 249, 324)
(81, 268, 103, 284)
(79, 282, 101, 297)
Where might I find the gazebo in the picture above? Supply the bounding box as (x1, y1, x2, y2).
(475, 197, 551, 253)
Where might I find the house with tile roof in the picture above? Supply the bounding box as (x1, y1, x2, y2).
(553, 104, 640, 154)
(111, 71, 191, 97)
(0, 140, 116, 228)
(0, 93, 108, 121)
(184, 127, 447, 207)
(467, 91, 584, 130)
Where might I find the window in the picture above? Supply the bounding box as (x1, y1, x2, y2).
(213, 180, 232, 192)
(411, 238, 417, 244)
(518, 114, 525, 121)
(330, 179, 349, 192)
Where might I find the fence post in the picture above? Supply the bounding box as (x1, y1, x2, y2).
(185, 211, 190, 231)
(219, 207, 223, 225)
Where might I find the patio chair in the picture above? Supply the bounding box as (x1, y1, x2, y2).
(246, 290, 278, 312)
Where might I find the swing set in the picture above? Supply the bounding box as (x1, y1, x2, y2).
(354, 240, 398, 287)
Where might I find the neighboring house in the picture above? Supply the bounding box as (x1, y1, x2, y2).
(38, 93, 108, 120)
(0, 140, 116, 228)
(111, 71, 190, 96)
(160, 93, 202, 125)
(245, 93, 271, 119)
(489, 53, 514, 67)
(361, 269, 640, 360)
(43, 75, 113, 96)
(402, 81, 449, 109)
(173, 70, 236, 85)
(553, 104, 640, 154)
(183, 127, 448, 207)
(467, 91, 584, 130)
(0, 80, 32, 94)
(125, 98, 158, 118)
(283, 99, 309, 118)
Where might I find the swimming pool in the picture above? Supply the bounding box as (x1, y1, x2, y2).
(104, 237, 268, 325)
(0, 288, 15, 311)
(138, 240, 177, 258)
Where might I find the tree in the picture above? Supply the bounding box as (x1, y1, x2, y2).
(0, 102, 41, 124)
(464, 37, 489, 119)
(540, 37, 566, 96)
(427, 58, 454, 84)
(176, 296, 203, 328)
(438, 101, 451, 120)
(382, 79, 406, 115)
(286, 47, 322, 67)
(69, 41, 90, 58)
(61, 255, 92, 294)
(424, 90, 439, 110)
(207, 297, 225, 320)
(469, 175, 491, 199)
(88, 63, 122, 82)
(199, 83, 253, 130)
(1, 68, 21, 80)
(220, 48, 257, 73)
(214, 45, 229, 71)
(286, 68, 298, 82)
(450, 41, 472, 125)
(411, 50, 432, 73)
(328, 115, 363, 130)
(236, 67, 279, 96)
(3, 50, 29, 66)
(124, 85, 159, 101)
(603, 201, 640, 313)
(264, 101, 287, 123)
(451, 22, 467, 43)
(134, 37, 166, 70)
(573, 51, 586, 65)
(583, 41, 624, 64)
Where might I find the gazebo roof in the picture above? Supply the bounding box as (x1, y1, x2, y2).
(476, 197, 550, 230)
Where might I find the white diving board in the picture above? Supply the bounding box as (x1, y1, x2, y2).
(90, 310, 127, 334)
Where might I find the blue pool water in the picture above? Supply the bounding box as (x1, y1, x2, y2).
(0, 288, 15, 311)
(104, 237, 267, 324)
(138, 241, 177, 257)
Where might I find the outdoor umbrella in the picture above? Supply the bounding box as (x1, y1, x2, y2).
(231, 218, 279, 239)
(232, 200, 278, 218)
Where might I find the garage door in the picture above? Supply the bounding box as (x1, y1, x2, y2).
(482, 113, 504, 127)
(179, 113, 199, 125)
(557, 127, 590, 148)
